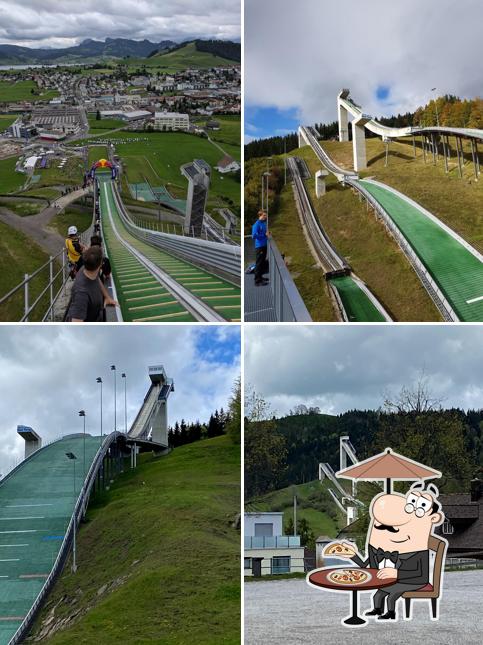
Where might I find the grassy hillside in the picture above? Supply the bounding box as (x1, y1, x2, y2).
(142, 42, 237, 71)
(29, 435, 240, 644)
(323, 137, 483, 252)
(246, 479, 379, 539)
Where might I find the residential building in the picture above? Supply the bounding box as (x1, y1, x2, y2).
(244, 512, 305, 577)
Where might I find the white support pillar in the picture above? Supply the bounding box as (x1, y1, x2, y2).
(337, 89, 350, 142)
(352, 114, 371, 171)
(315, 169, 329, 197)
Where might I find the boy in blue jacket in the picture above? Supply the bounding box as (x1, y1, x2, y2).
(252, 210, 271, 286)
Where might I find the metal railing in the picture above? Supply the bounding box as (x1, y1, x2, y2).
(0, 222, 94, 322)
(245, 535, 301, 549)
(346, 179, 457, 322)
(268, 239, 312, 321)
(8, 431, 121, 645)
(112, 184, 241, 282)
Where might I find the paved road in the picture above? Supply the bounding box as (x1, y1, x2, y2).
(245, 572, 482, 644)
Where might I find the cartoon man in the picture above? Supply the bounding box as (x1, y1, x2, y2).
(338, 482, 444, 620)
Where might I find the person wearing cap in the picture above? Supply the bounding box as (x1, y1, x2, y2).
(65, 226, 85, 275)
(252, 210, 271, 286)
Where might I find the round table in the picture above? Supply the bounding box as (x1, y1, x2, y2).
(308, 567, 395, 626)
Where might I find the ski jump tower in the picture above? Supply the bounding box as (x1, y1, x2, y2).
(17, 425, 42, 459)
(128, 365, 174, 446)
(337, 89, 371, 171)
(181, 159, 211, 237)
(319, 435, 361, 525)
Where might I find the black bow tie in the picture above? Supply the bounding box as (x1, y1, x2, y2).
(375, 548, 399, 564)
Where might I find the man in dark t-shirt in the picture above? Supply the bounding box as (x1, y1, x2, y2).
(67, 246, 117, 322)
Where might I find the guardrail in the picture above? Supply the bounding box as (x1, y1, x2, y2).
(112, 184, 241, 282)
(345, 179, 457, 322)
(245, 535, 302, 549)
(0, 217, 94, 322)
(9, 431, 120, 645)
(268, 239, 312, 322)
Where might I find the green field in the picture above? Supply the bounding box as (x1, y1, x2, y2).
(107, 131, 240, 209)
(29, 435, 240, 644)
(87, 116, 127, 131)
(35, 155, 85, 188)
(88, 145, 109, 165)
(131, 42, 238, 72)
(0, 80, 59, 102)
(0, 157, 24, 193)
(0, 113, 17, 130)
(206, 116, 241, 149)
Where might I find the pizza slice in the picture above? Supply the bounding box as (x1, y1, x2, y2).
(324, 541, 357, 557)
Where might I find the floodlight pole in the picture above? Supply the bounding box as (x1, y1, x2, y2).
(78, 410, 86, 478)
(111, 365, 117, 432)
(122, 373, 127, 434)
(96, 377, 103, 446)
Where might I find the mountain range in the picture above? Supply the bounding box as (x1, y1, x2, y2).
(0, 38, 177, 64)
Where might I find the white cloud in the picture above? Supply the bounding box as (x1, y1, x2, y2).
(0, 0, 240, 47)
(245, 325, 483, 417)
(245, 0, 483, 124)
(0, 325, 240, 475)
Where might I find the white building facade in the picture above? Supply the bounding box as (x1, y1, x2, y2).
(244, 512, 305, 577)
(154, 112, 190, 131)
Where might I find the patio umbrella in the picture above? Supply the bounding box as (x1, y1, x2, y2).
(336, 448, 441, 493)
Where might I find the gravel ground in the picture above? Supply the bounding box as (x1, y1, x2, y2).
(245, 571, 482, 644)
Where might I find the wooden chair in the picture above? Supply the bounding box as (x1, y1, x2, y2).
(403, 535, 447, 619)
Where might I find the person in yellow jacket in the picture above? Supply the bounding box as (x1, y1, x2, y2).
(65, 226, 86, 277)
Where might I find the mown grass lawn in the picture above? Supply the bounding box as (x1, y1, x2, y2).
(0, 80, 59, 102)
(87, 116, 127, 131)
(29, 435, 241, 645)
(0, 157, 24, 193)
(110, 131, 240, 207)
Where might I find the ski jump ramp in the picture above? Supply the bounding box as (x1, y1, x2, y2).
(337, 88, 483, 172)
(0, 366, 173, 644)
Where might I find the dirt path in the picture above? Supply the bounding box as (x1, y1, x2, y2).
(0, 187, 91, 257)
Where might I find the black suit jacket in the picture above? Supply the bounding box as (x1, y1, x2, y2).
(352, 544, 429, 586)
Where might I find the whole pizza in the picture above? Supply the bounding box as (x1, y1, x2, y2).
(328, 569, 370, 585)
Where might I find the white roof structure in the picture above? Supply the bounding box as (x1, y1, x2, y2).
(24, 156, 39, 170)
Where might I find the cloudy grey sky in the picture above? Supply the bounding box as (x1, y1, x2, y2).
(0, 0, 240, 48)
(0, 325, 240, 475)
(245, 325, 483, 417)
(245, 0, 483, 139)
